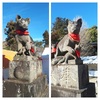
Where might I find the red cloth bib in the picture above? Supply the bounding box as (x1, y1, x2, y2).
(30, 47, 35, 53)
(69, 33, 80, 58)
(75, 50, 80, 58)
(51, 47, 56, 53)
(16, 30, 29, 35)
(69, 33, 80, 42)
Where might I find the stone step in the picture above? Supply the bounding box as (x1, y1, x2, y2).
(51, 83, 96, 97)
(3, 75, 48, 97)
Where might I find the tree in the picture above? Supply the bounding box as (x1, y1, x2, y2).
(80, 26, 97, 56)
(42, 30, 49, 47)
(51, 17, 68, 44)
(51, 32, 60, 44)
(34, 41, 43, 47)
(4, 20, 17, 51)
(87, 26, 97, 42)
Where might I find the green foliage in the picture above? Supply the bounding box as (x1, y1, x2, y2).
(4, 20, 17, 51)
(42, 30, 49, 47)
(87, 26, 97, 42)
(79, 26, 97, 56)
(51, 17, 68, 44)
(34, 41, 43, 47)
(51, 32, 60, 44)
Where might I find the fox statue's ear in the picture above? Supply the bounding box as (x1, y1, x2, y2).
(77, 18, 82, 27)
(26, 18, 30, 24)
(66, 19, 69, 26)
(16, 15, 21, 21)
(17, 15, 21, 19)
(66, 19, 73, 26)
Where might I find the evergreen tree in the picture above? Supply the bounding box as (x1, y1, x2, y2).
(42, 30, 49, 47)
(4, 20, 17, 51)
(51, 17, 68, 44)
(87, 26, 97, 42)
(34, 41, 43, 47)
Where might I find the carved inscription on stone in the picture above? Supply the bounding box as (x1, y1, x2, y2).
(51, 64, 89, 89)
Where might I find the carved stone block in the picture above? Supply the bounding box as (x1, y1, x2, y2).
(3, 75, 48, 97)
(68, 59, 83, 65)
(51, 64, 89, 89)
(9, 59, 42, 83)
(51, 83, 96, 97)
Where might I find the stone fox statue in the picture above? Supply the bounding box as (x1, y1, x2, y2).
(15, 15, 36, 56)
(52, 18, 82, 65)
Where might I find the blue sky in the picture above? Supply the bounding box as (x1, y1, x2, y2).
(51, 3, 97, 28)
(3, 3, 49, 41)
(3, 2, 97, 41)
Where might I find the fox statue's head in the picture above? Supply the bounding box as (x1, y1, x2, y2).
(66, 18, 82, 34)
(16, 15, 30, 31)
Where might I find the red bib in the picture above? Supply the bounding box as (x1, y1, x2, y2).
(51, 47, 56, 53)
(69, 33, 80, 42)
(16, 30, 29, 35)
(75, 50, 80, 58)
(30, 47, 35, 53)
(69, 33, 80, 58)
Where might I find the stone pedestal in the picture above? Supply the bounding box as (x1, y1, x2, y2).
(3, 75, 49, 97)
(3, 55, 49, 97)
(51, 64, 89, 89)
(51, 60, 96, 97)
(51, 83, 95, 97)
(9, 57, 42, 83)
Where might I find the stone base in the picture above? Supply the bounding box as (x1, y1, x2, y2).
(9, 59, 42, 83)
(3, 75, 49, 97)
(68, 59, 83, 65)
(51, 83, 96, 97)
(51, 64, 89, 89)
(13, 55, 34, 61)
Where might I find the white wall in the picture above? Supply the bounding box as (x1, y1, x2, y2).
(42, 55, 49, 83)
(3, 68, 9, 79)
